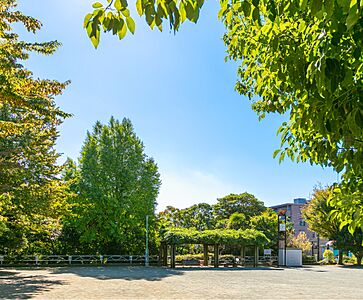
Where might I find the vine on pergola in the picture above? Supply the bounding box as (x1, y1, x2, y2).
(161, 227, 269, 246)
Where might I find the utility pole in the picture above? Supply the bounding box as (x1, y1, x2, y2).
(145, 215, 149, 267)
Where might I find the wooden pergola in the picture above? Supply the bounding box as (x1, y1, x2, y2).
(159, 228, 269, 268)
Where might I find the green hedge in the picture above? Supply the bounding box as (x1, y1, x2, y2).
(161, 228, 269, 246)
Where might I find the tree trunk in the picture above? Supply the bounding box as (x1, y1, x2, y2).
(338, 250, 343, 265)
(357, 254, 362, 266)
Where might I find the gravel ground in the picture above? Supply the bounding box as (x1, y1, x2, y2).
(1, 265, 362, 299)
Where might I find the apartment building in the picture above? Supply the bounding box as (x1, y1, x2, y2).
(270, 198, 325, 258)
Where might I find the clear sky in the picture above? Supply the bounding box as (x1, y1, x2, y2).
(17, 0, 337, 211)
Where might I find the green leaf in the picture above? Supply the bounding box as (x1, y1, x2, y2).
(311, 0, 322, 16)
(179, 1, 187, 22)
(120, 0, 128, 8)
(92, 2, 103, 8)
(121, 8, 130, 17)
(339, 220, 349, 230)
(273, 149, 280, 159)
(252, 7, 260, 22)
(118, 19, 127, 39)
(114, 0, 122, 11)
(126, 17, 136, 34)
(91, 29, 100, 48)
(84, 13, 93, 28)
(279, 151, 286, 163)
(185, 1, 195, 21)
(112, 18, 120, 35)
(242, 1, 251, 17)
(346, 4, 359, 30)
(355, 110, 363, 129)
(136, 0, 143, 16)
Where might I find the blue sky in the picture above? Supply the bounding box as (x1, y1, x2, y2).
(17, 0, 337, 210)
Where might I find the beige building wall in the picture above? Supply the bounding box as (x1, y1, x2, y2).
(271, 198, 327, 260)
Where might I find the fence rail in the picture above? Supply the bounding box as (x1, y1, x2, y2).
(0, 255, 159, 266)
(0, 254, 277, 266)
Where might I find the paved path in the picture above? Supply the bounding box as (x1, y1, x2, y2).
(1, 265, 362, 299)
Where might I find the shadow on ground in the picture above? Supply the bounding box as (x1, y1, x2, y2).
(0, 270, 65, 299)
(48, 265, 311, 281)
(175, 266, 284, 271)
(50, 266, 186, 281)
(339, 265, 363, 269)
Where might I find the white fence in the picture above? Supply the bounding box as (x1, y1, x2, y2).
(0, 254, 277, 266)
(0, 255, 159, 266)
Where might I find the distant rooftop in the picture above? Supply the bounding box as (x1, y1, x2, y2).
(270, 198, 308, 208)
(293, 198, 307, 204)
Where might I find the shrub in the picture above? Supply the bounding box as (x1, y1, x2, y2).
(323, 250, 335, 264)
(343, 255, 357, 265)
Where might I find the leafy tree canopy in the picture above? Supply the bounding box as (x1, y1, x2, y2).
(87, 0, 363, 233)
(289, 232, 312, 254)
(85, 0, 205, 48)
(61, 117, 161, 254)
(250, 208, 278, 249)
(302, 187, 363, 265)
(0, 0, 70, 255)
(214, 193, 266, 223)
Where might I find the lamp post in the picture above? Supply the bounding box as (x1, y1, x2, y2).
(145, 215, 149, 267)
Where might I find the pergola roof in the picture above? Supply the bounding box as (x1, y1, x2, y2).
(161, 228, 269, 246)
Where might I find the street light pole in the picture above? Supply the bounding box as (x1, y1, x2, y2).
(145, 215, 149, 267)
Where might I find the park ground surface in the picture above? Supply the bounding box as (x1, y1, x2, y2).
(0, 265, 362, 299)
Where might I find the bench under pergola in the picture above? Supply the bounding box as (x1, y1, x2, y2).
(160, 228, 269, 268)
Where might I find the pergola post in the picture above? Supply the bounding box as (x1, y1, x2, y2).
(171, 244, 176, 268)
(158, 243, 162, 266)
(203, 244, 209, 267)
(214, 244, 219, 268)
(254, 246, 259, 267)
(162, 243, 168, 267)
(240, 245, 245, 266)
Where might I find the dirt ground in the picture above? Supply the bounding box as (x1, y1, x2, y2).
(1, 265, 362, 299)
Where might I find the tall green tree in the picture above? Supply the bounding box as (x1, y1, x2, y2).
(302, 187, 363, 265)
(0, 0, 70, 255)
(64, 117, 161, 254)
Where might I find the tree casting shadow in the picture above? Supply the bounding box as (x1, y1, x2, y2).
(0, 269, 65, 299)
(50, 266, 185, 281)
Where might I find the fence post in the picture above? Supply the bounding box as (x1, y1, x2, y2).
(130, 256, 133, 265)
(100, 255, 103, 264)
(0, 255, 4, 265)
(35, 256, 39, 265)
(68, 256, 72, 265)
